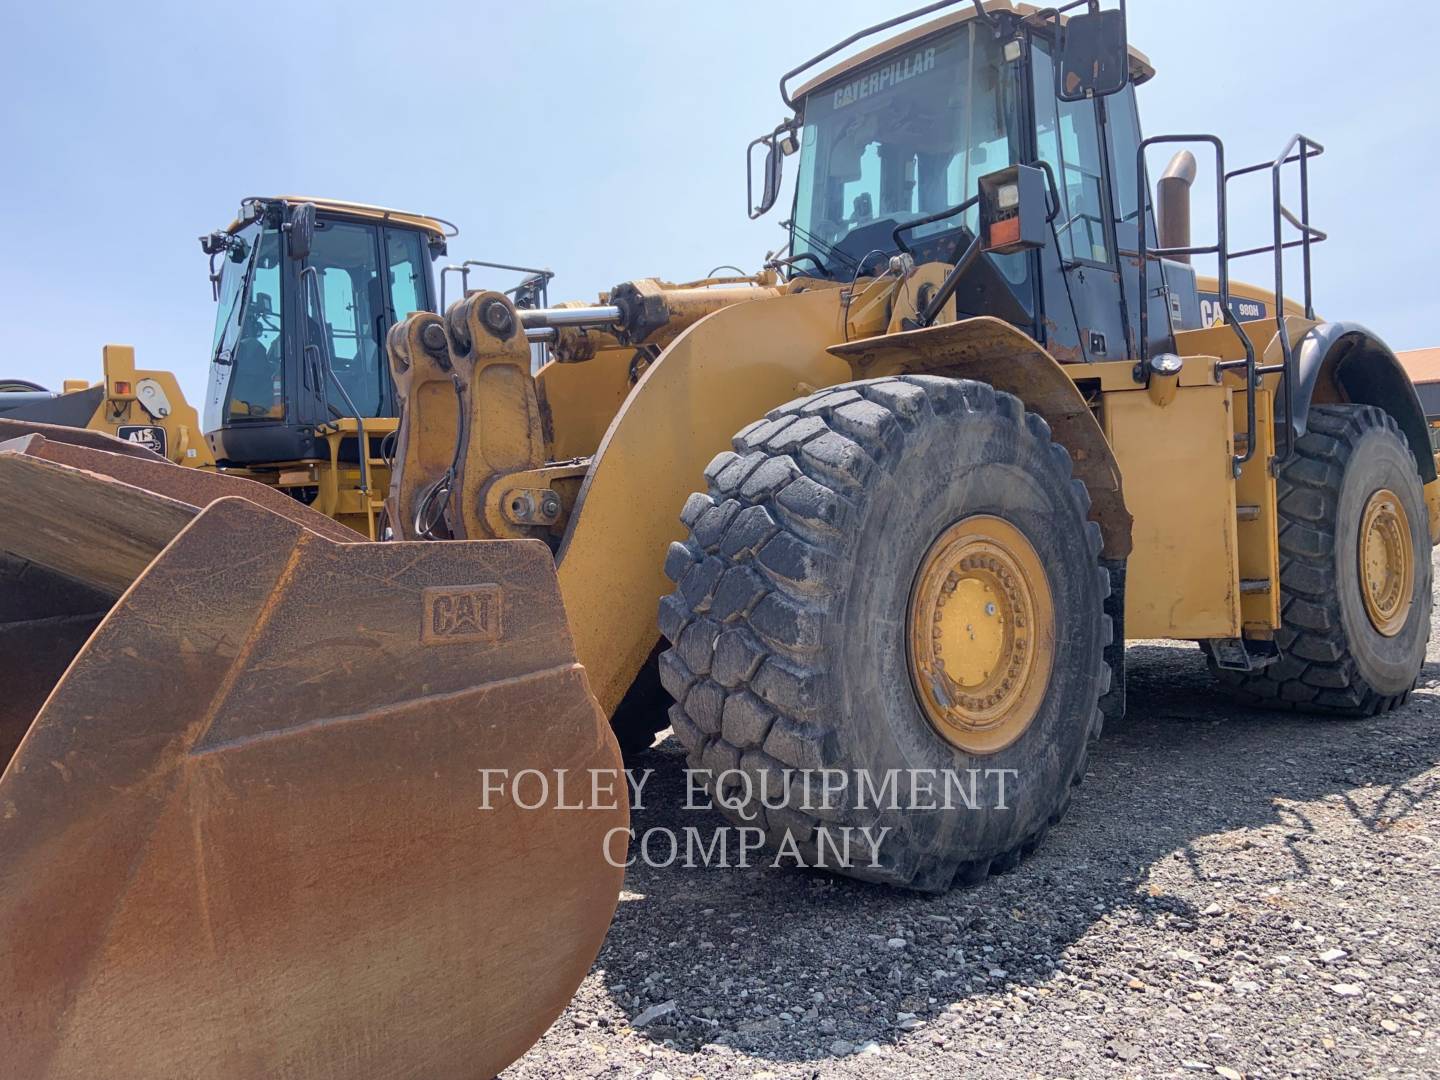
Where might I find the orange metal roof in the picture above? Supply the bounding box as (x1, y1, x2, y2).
(1398, 348, 1440, 385)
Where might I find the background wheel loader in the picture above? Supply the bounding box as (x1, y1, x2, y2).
(0, 213, 612, 1076)
(0, 196, 553, 539)
(4, 0, 1436, 1076)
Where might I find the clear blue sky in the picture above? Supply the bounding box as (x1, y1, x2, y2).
(2, 1, 1436, 404)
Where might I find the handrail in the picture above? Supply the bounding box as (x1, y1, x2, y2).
(891, 157, 1060, 257)
(892, 194, 981, 254)
(440, 260, 554, 312)
(1138, 132, 1325, 476)
(1137, 134, 1256, 478)
(778, 0, 978, 110)
(1255, 134, 1325, 466)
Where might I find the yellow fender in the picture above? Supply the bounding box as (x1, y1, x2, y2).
(556, 288, 853, 713)
(829, 315, 1132, 560)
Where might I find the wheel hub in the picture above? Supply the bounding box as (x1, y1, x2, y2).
(1358, 487, 1413, 637)
(907, 516, 1056, 754)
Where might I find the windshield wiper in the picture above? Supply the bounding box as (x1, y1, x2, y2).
(787, 222, 863, 279)
(211, 235, 263, 367)
(767, 251, 833, 278)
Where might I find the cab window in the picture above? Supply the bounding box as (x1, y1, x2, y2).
(1103, 83, 1154, 243)
(1032, 42, 1111, 264)
(791, 23, 1026, 280)
(385, 229, 429, 322)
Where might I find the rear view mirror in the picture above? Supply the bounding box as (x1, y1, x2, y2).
(747, 126, 792, 220)
(1057, 9, 1130, 101)
(286, 202, 317, 261)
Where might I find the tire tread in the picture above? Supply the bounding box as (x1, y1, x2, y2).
(1207, 404, 1429, 715)
(658, 375, 1111, 890)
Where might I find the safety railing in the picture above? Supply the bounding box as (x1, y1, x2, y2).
(440, 260, 557, 368)
(440, 261, 554, 313)
(1137, 133, 1325, 476)
(1229, 135, 1326, 466)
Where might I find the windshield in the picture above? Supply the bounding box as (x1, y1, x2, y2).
(791, 23, 1019, 278)
(205, 222, 284, 429)
(209, 223, 257, 360)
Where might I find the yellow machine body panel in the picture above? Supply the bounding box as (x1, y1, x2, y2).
(1101, 376, 1242, 639)
(68, 345, 217, 467)
(555, 288, 853, 713)
(221, 417, 397, 539)
(538, 347, 644, 461)
(1195, 275, 1309, 327)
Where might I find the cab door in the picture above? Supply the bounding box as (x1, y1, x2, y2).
(297, 218, 391, 426)
(1102, 84, 1176, 358)
(1029, 38, 1127, 364)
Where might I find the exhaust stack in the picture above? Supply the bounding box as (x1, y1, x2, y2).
(1156, 150, 1197, 263)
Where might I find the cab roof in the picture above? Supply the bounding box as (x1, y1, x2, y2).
(792, 0, 1155, 102)
(225, 196, 457, 239)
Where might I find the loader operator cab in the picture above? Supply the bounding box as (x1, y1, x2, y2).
(757, 0, 1185, 364)
(201, 197, 453, 466)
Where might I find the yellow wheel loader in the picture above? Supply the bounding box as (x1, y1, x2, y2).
(3, 1, 1436, 1076)
(382, 0, 1436, 886)
(0, 196, 554, 539)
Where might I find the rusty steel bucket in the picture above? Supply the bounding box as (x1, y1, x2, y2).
(0, 425, 625, 1079)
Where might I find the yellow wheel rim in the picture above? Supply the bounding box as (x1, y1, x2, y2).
(1358, 488, 1413, 637)
(907, 515, 1056, 754)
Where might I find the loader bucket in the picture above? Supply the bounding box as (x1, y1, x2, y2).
(0, 435, 626, 1079)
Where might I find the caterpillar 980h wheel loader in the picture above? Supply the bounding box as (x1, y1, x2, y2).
(3, 0, 1434, 1075)
(382, 0, 1435, 891)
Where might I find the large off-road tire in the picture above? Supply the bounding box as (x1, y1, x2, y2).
(657, 375, 1112, 892)
(1207, 404, 1432, 714)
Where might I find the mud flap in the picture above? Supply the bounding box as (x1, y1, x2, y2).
(0, 441, 626, 1079)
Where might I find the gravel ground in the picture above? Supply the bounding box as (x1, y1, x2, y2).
(506, 571, 1440, 1079)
